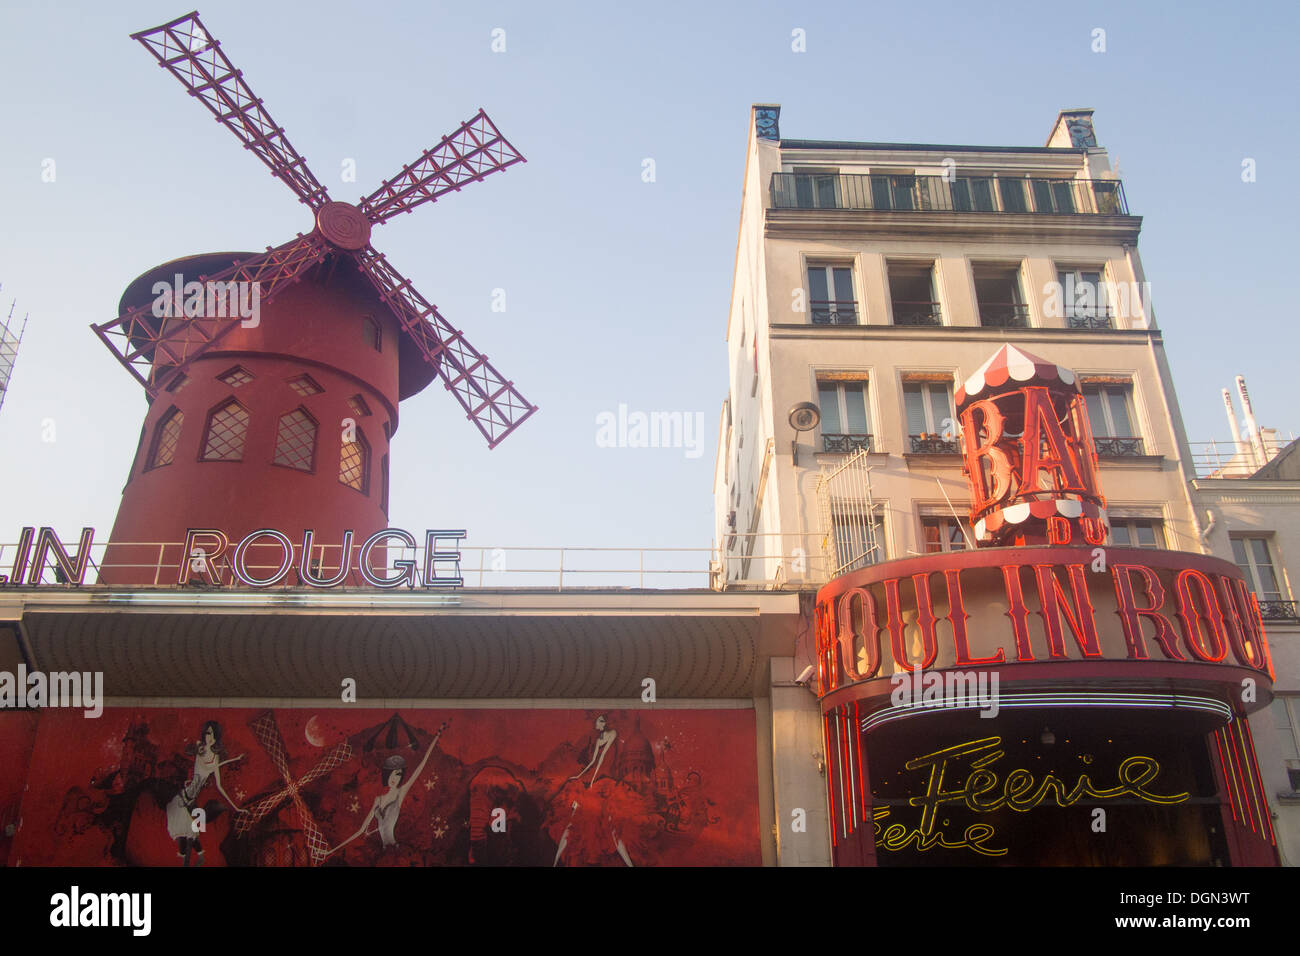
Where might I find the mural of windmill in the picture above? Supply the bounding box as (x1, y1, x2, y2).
(92, 12, 536, 584)
(0, 286, 28, 417)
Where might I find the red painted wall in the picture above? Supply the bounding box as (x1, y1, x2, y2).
(0, 712, 38, 866)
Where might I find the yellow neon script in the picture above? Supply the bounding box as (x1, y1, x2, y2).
(874, 736, 1190, 856)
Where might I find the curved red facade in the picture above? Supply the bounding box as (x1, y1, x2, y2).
(100, 254, 434, 585)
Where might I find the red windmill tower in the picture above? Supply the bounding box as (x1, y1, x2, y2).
(93, 12, 535, 585)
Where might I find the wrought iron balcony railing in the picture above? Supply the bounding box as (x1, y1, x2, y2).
(822, 433, 873, 454)
(1256, 600, 1299, 622)
(771, 173, 1128, 216)
(909, 434, 960, 454)
(810, 299, 859, 325)
(1094, 436, 1145, 457)
(892, 301, 943, 326)
(979, 302, 1030, 328)
(1066, 308, 1115, 330)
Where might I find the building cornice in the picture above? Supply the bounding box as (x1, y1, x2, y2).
(765, 209, 1142, 245)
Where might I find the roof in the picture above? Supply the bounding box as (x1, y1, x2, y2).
(779, 139, 1085, 155)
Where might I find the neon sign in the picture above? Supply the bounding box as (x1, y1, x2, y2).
(816, 554, 1273, 695)
(872, 736, 1191, 856)
(0, 526, 467, 589)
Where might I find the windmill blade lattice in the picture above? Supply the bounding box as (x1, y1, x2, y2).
(132, 11, 330, 209)
(95, 10, 536, 448)
(235, 710, 352, 866)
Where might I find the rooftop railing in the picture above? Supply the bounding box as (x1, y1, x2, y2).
(771, 173, 1128, 216)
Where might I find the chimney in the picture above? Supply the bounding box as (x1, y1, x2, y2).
(1235, 375, 1269, 466)
(1222, 388, 1244, 450)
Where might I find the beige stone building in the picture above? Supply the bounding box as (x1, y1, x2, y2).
(713, 104, 1292, 865)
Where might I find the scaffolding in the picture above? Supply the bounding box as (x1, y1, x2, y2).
(0, 286, 28, 416)
(815, 446, 882, 578)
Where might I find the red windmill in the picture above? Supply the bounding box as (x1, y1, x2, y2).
(93, 12, 535, 585)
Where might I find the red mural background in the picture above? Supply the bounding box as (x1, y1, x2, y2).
(0, 711, 39, 866)
(5, 707, 760, 867)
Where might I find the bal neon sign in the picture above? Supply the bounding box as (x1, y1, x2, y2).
(872, 735, 1190, 856)
(0, 526, 466, 589)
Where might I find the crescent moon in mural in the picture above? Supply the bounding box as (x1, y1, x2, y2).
(305, 715, 326, 748)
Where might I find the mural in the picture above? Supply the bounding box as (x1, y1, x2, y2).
(7, 708, 759, 866)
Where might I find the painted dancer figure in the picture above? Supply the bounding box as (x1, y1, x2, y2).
(326, 722, 445, 857)
(549, 714, 656, 867)
(165, 720, 245, 866)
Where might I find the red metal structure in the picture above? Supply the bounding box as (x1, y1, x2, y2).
(94, 12, 534, 584)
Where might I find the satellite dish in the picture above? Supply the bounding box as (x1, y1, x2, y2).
(788, 402, 821, 432)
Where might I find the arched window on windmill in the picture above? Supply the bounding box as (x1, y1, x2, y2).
(340, 426, 370, 494)
(272, 406, 318, 472)
(200, 398, 250, 462)
(147, 406, 184, 470)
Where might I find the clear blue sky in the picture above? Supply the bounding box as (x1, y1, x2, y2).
(1, 0, 1296, 568)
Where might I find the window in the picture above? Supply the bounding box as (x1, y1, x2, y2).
(793, 170, 842, 209)
(870, 173, 916, 211)
(832, 508, 885, 574)
(200, 399, 249, 461)
(348, 394, 372, 417)
(1083, 384, 1143, 456)
(922, 515, 969, 553)
(272, 407, 318, 472)
(1031, 179, 1077, 214)
(147, 407, 184, 470)
(951, 177, 995, 212)
(1057, 268, 1112, 328)
(973, 265, 1028, 328)
(997, 177, 1028, 213)
(217, 365, 254, 388)
(362, 315, 381, 352)
(166, 374, 189, 393)
(1232, 536, 1286, 605)
(380, 453, 390, 514)
(339, 428, 370, 493)
(807, 263, 857, 325)
(817, 379, 871, 452)
(888, 262, 941, 326)
(1270, 698, 1300, 791)
(1109, 518, 1165, 549)
(904, 381, 957, 453)
(287, 374, 323, 397)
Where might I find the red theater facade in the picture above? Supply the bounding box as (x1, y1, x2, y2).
(815, 348, 1279, 866)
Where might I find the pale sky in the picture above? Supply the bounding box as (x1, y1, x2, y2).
(1, 0, 1296, 581)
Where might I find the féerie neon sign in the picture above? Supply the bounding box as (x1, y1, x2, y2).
(1, 526, 466, 589)
(872, 736, 1190, 857)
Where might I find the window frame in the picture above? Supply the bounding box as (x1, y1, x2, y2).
(1108, 517, 1166, 549)
(816, 377, 873, 452)
(198, 397, 250, 463)
(805, 261, 859, 326)
(271, 405, 320, 474)
(1232, 534, 1287, 602)
(146, 406, 185, 472)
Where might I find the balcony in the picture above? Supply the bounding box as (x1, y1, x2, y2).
(811, 299, 859, 325)
(771, 173, 1128, 216)
(1258, 600, 1300, 622)
(909, 434, 960, 454)
(979, 302, 1030, 328)
(892, 301, 943, 326)
(1094, 436, 1145, 457)
(1066, 308, 1115, 330)
(822, 433, 873, 454)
